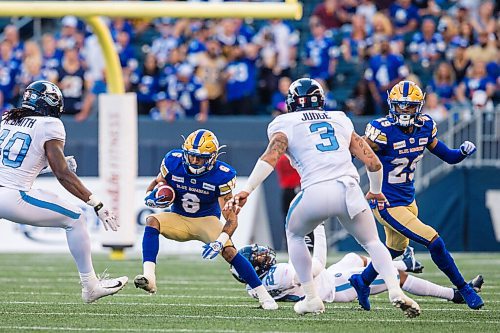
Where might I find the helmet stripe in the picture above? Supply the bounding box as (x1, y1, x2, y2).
(192, 130, 205, 149)
(402, 81, 409, 98)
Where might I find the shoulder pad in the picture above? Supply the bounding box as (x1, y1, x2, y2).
(365, 122, 388, 145)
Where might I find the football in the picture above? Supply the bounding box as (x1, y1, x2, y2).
(155, 183, 175, 205)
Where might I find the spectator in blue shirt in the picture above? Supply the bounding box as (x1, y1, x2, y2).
(130, 53, 160, 115)
(364, 37, 409, 114)
(304, 17, 338, 81)
(271, 76, 291, 116)
(427, 62, 456, 108)
(3, 25, 24, 62)
(0, 40, 20, 109)
(456, 61, 495, 103)
(389, 0, 419, 37)
(166, 63, 209, 122)
(41, 33, 64, 80)
(408, 18, 445, 67)
(223, 44, 258, 115)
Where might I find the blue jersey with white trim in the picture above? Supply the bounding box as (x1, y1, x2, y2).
(159, 149, 236, 218)
(365, 115, 437, 207)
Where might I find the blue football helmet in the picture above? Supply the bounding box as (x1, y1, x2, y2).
(230, 244, 277, 283)
(21, 80, 64, 118)
(286, 78, 325, 112)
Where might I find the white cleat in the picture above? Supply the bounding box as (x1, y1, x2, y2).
(133, 274, 157, 294)
(82, 276, 128, 303)
(260, 298, 279, 310)
(293, 296, 325, 315)
(391, 293, 421, 318)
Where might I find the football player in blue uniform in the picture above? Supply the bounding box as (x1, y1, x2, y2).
(134, 129, 278, 310)
(349, 80, 484, 311)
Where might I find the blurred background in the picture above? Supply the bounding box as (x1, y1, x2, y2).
(0, 0, 499, 253)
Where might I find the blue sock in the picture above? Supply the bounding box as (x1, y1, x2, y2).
(361, 248, 403, 285)
(428, 237, 466, 288)
(230, 253, 263, 289)
(142, 226, 160, 263)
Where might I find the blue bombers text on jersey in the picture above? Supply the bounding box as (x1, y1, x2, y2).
(365, 115, 437, 206)
(159, 149, 236, 218)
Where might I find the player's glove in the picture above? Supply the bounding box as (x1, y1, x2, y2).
(202, 241, 223, 260)
(39, 156, 78, 175)
(460, 141, 476, 156)
(87, 195, 119, 231)
(144, 188, 169, 208)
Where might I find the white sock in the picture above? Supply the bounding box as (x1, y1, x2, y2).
(79, 271, 98, 291)
(65, 216, 96, 288)
(393, 260, 407, 271)
(253, 285, 273, 302)
(402, 275, 454, 300)
(286, 230, 313, 284)
(143, 261, 156, 280)
(302, 280, 318, 299)
(364, 240, 401, 294)
(312, 224, 327, 267)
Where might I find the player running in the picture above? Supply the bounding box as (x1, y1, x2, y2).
(349, 80, 484, 311)
(225, 78, 420, 317)
(0, 80, 127, 303)
(134, 129, 278, 310)
(232, 225, 483, 305)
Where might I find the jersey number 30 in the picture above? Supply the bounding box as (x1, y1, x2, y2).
(0, 129, 32, 168)
(309, 122, 339, 152)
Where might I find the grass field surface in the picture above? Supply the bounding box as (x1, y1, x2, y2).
(0, 252, 498, 333)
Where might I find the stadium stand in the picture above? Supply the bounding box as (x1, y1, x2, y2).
(0, 0, 498, 121)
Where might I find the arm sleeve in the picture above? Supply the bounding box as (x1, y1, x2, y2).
(429, 140, 466, 165)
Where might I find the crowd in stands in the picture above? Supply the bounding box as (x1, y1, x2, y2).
(0, 0, 498, 123)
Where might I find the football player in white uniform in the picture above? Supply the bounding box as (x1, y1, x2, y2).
(0, 80, 127, 303)
(225, 78, 420, 317)
(231, 225, 483, 305)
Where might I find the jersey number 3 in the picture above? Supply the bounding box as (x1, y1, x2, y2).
(309, 122, 339, 152)
(0, 129, 32, 168)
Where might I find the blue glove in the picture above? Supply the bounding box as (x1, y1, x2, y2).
(144, 188, 169, 208)
(460, 141, 476, 156)
(202, 241, 223, 260)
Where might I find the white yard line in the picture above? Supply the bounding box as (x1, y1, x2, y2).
(0, 313, 497, 324)
(0, 302, 497, 312)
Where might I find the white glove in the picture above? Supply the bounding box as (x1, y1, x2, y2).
(87, 195, 119, 231)
(39, 156, 77, 175)
(66, 156, 77, 173)
(460, 141, 476, 156)
(95, 204, 119, 232)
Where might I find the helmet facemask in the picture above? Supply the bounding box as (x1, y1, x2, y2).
(181, 129, 223, 176)
(388, 98, 425, 127)
(230, 244, 277, 283)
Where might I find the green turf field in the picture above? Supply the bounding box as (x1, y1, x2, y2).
(0, 252, 498, 333)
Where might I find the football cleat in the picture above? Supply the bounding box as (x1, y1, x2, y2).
(458, 283, 484, 309)
(82, 276, 128, 303)
(260, 298, 279, 310)
(452, 275, 484, 304)
(134, 274, 157, 294)
(390, 293, 421, 318)
(402, 246, 424, 273)
(293, 296, 325, 315)
(349, 274, 371, 310)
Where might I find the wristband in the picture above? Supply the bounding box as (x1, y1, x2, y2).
(216, 232, 230, 246)
(367, 168, 383, 194)
(86, 194, 101, 207)
(242, 159, 274, 194)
